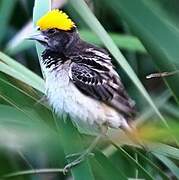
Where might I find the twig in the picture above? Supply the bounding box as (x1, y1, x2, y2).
(2, 168, 65, 179)
(146, 70, 179, 79)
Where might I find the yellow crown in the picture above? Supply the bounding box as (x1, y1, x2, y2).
(36, 9, 75, 31)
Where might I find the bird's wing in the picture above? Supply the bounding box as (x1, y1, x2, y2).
(69, 47, 136, 118)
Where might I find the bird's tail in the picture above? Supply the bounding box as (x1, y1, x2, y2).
(121, 121, 146, 150)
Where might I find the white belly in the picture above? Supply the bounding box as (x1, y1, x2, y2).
(44, 64, 126, 135)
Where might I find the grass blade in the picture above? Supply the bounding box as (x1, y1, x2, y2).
(112, 144, 155, 180)
(91, 150, 127, 180)
(80, 30, 146, 53)
(153, 153, 179, 179)
(0, 51, 45, 92)
(0, 61, 44, 93)
(136, 150, 169, 179)
(106, 0, 179, 103)
(33, 0, 51, 78)
(151, 144, 179, 161)
(0, 0, 17, 44)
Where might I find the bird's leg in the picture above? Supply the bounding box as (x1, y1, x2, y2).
(63, 134, 102, 173)
(63, 125, 108, 173)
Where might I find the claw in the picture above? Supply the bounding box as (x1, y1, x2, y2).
(62, 167, 69, 175)
(63, 158, 83, 173)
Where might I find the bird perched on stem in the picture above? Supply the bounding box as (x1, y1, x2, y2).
(30, 9, 136, 172)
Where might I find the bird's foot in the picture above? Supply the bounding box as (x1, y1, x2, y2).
(63, 150, 94, 173)
(63, 154, 88, 173)
(63, 135, 102, 173)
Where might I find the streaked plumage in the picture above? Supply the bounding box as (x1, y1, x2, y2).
(30, 9, 136, 135)
(39, 34, 136, 135)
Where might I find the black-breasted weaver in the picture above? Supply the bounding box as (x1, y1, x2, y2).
(30, 9, 136, 172)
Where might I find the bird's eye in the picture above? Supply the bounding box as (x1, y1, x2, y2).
(47, 29, 56, 34)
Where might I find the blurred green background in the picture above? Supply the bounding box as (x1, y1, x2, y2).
(1, 0, 179, 179)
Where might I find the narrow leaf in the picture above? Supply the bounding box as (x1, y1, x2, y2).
(153, 153, 179, 179)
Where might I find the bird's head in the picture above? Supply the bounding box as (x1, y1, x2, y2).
(30, 9, 78, 52)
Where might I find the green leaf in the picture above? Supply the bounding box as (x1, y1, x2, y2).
(0, 51, 45, 93)
(0, 104, 53, 149)
(0, 52, 44, 93)
(150, 144, 179, 161)
(80, 30, 146, 53)
(0, 77, 43, 106)
(91, 150, 127, 180)
(153, 153, 179, 179)
(111, 144, 155, 180)
(106, 0, 179, 103)
(0, 62, 44, 93)
(33, 0, 51, 78)
(0, 0, 17, 45)
(136, 150, 169, 179)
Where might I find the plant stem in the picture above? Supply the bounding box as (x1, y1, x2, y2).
(2, 168, 64, 179)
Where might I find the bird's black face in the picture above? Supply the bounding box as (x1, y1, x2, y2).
(30, 28, 78, 53)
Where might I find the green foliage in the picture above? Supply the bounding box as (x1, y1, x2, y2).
(0, 0, 179, 180)
(0, 0, 17, 44)
(107, 0, 179, 103)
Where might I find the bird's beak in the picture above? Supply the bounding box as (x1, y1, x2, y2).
(27, 31, 48, 44)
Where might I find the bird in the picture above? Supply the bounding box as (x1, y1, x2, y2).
(30, 9, 136, 172)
